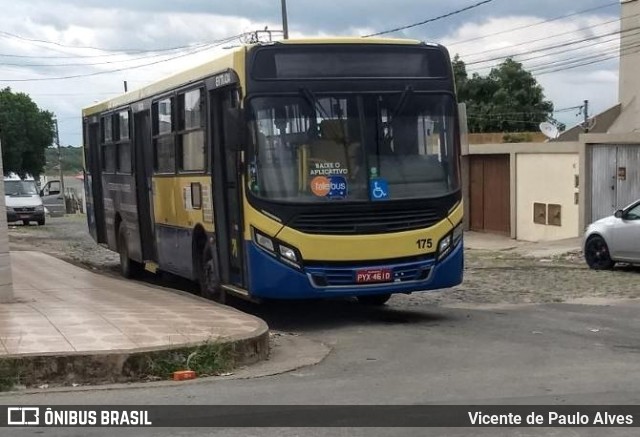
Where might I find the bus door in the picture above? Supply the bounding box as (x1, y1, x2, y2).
(133, 109, 156, 260)
(85, 120, 107, 243)
(210, 87, 245, 288)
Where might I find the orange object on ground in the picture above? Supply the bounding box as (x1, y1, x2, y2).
(173, 370, 196, 381)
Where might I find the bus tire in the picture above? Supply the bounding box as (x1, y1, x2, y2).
(199, 242, 224, 303)
(118, 225, 142, 279)
(357, 294, 391, 306)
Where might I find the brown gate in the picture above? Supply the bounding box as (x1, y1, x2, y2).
(469, 154, 511, 235)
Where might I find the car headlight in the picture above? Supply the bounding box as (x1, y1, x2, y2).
(5, 206, 13, 212)
(35, 205, 44, 212)
(253, 228, 301, 268)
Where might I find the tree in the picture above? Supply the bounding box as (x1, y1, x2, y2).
(0, 87, 55, 178)
(454, 57, 555, 133)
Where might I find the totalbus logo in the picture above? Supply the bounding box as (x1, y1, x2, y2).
(310, 176, 331, 196)
(7, 407, 40, 425)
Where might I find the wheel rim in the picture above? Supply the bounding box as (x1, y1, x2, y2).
(586, 238, 610, 268)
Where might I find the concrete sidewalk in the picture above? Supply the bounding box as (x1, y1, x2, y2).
(0, 252, 268, 371)
(465, 231, 582, 258)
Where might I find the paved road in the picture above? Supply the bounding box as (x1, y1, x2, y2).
(6, 217, 640, 436)
(3, 298, 640, 436)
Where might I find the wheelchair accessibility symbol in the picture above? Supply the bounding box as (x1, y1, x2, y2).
(370, 178, 389, 201)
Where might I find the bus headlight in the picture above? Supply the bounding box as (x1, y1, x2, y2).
(254, 231, 275, 252)
(438, 224, 462, 261)
(253, 227, 302, 269)
(279, 245, 298, 263)
(438, 235, 452, 260)
(452, 223, 463, 245)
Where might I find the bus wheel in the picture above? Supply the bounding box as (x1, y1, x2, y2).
(200, 244, 224, 303)
(118, 225, 142, 279)
(357, 294, 391, 306)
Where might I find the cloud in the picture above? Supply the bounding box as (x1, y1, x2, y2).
(0, 0, 624, 145)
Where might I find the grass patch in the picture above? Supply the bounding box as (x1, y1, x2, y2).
(0, 341, 235, 392)
(0, 358, 24, 392)
(124, 341, 234, 380)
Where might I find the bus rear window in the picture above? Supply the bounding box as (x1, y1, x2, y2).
(252, 46, 449, 79)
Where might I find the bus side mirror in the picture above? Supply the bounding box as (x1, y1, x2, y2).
(224, 107, 244, 151)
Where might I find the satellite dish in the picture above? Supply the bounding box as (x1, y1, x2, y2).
(539, 122, 559, 139)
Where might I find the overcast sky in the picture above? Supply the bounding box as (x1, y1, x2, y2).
(0, 0, 622, 145)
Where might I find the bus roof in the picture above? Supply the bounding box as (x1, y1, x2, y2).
(82, 37, 428, 117)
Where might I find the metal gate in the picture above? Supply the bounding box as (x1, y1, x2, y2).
(590, 144, 640, 222)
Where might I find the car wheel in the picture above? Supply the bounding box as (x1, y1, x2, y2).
(37, 218, 45, 226)
(22, 220, 30, 226)
(585, 235, 615, 270)
(118, 225, 142, 278)
(198, 243, 225, 303)
(357, 294, 392, 306)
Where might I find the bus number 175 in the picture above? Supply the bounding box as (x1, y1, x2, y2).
(416, 238, 433, 250)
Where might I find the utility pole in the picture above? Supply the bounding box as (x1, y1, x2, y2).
(0, 133, 15, 303)
(583, 99, 590, 133)
(281, 0, 289, 39)
(54, 118, 65, 214)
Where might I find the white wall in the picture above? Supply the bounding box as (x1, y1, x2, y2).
(516, 154, 579, 241)
(609, 0, 640, 133)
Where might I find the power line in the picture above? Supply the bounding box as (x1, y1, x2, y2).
(464, 23, 640, 74)
(0, 43, 211, 68)
(448, 1, 618, 47)
(0, 30, 215, 54)
(462, 13, 631, 64)
(0, 34, 243, 82)
(363, 0, 497, 38)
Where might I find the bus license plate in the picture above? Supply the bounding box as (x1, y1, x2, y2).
(356, 268, 392, 284)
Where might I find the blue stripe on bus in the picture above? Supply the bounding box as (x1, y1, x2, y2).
(246, 240, 463, 299)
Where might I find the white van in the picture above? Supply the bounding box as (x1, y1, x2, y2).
(4, 174, 45, 225)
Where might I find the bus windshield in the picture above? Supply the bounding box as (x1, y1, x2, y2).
(248, 92, 459, 203)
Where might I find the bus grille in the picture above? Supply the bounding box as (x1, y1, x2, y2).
(289, 208, 442, 235)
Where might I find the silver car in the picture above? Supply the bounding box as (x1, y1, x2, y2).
(584, 199, 640, 269)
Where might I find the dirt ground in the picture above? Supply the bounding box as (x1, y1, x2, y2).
(8, 215, 640, 307)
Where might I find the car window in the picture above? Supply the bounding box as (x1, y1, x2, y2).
(626, 204, 640, 220)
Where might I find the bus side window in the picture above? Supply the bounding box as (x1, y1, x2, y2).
(152, 98, 176, 174)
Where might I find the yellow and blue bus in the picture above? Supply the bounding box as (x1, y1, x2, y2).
(82, 37, 463, 305)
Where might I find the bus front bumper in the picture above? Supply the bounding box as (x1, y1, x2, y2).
(247, 241, 463, 299)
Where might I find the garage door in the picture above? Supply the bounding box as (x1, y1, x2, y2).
(469, 154, 511, 235)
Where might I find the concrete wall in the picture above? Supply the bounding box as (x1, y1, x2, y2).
(464, 141, 580, 241)
(609, 0, 640, 133)
(516, 154, 579, 241)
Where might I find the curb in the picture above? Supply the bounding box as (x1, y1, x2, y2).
(0, 325, 269, 389)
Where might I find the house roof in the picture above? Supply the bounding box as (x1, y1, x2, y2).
(552, 104, 621, 142)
